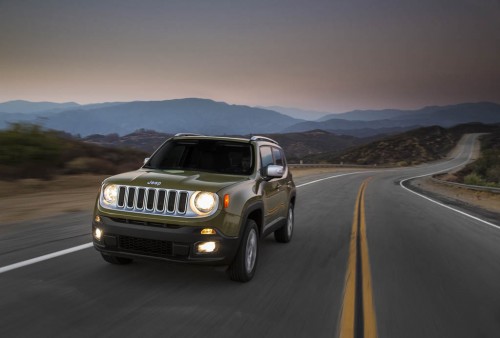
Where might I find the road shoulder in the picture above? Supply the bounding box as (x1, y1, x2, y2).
(408, 177, 500, 224)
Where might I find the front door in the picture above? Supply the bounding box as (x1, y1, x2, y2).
(260, 146, 287, 229)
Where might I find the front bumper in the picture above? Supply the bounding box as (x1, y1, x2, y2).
(92, 215, 240, 265)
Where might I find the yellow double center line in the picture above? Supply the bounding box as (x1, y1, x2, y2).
(338, 178, 378, 338)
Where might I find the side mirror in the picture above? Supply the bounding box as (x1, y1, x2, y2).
(143, 157, 150, 165)
(262, 165, 284, 180)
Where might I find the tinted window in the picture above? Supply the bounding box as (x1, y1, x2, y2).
(146, 139, 254, 175)
(260, 146, 273, 168)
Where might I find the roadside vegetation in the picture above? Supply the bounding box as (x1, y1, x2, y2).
(303, 123, 500, 166)
(1, 122, 499, 181)
(303, 126, 458, 165)
(0, 124, 147, 180)
(455, 131, 500, 187)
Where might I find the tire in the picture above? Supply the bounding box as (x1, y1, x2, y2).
(274, 204, 294, 243)
(227, 219, 259, 282)
(101, 253, 133, 265)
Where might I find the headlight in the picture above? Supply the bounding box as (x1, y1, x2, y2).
(103, 184, 118, 205)
(190, 191, 217, 215)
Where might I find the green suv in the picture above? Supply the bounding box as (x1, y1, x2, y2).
(92, 134, 296, 282)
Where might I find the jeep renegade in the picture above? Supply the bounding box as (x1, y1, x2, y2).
(92, 134, 296, 282)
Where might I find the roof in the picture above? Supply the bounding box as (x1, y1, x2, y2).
(172, 134, 280, 145)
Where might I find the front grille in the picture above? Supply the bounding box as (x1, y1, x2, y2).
(119, 235, 173, 257)
(116, 185, 189, 216)
(100, 184, 219, 218)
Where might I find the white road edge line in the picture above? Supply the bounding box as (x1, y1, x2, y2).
(0, 243, 94, 274)
(0, 170, 370, 275)
(400, 182, 500, 229)
(400, 136, 500, 230)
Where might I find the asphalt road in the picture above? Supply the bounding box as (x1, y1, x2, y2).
(1, 134, 499, 338)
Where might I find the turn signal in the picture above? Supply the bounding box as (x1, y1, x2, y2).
(201, 228, 216, 235)
(224, 194, 230, 208)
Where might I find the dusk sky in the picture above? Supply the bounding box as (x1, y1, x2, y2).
(1, 0, 499, 113)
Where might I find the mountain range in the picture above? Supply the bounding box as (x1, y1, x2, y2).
(0, 100, 123, 115)
(0, 99, 303, 136)
(1, 99, 499, 137)
(260, 106, 330, 120)
(83, 129, 375, 162)
(286, 102, 500, 136)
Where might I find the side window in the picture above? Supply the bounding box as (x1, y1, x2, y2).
(272, 147, 285, 167)
(260, 146, 273, 168)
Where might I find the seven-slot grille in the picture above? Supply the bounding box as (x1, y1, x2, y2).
(116, 185, 189, 215)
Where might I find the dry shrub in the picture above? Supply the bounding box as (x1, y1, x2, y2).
(65, 157, 116, 174)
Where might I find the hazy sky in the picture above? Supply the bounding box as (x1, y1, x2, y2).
(1, 0, 499, 112)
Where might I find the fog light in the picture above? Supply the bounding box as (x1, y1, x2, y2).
(196, 241, 217, 253)
(201, 228, 216, 235)
(94, 228, 103, 241)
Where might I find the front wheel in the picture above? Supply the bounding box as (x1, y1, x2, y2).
(227, 220, 259, 282)
(274, 205, 294, 243)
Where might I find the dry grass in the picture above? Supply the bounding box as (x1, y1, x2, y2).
(0, 175, 106, 224)
(414, 177, 500, 214)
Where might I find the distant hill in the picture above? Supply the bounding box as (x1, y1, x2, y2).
(304, 123, 500, 165)
(317, 102, 500, 122)
(261, 106, 330, 120)
(84, 129, 380, 163)
(0, 100, 80, 114)
(10, 122, 498, 179)
(286, 102, 500, 135)
(37, 98, 302, 136)
(0, 124, 147, 180)
(0, 112, 38, 129)
(392, 102, 500, 126)
(0, 101, 126, 129)
(317, 106, 440, 121)
(2, 99, 499, 138)
(254, 130, 377, 161)
(84, 129, 173, 154)
(282, 118, 422, 136)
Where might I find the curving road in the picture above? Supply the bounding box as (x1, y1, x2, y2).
(1, 134, 499, 337)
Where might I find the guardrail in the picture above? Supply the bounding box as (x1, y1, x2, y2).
(430, 176, 500, 194)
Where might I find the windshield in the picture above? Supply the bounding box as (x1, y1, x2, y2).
(145, 139, 254, 175)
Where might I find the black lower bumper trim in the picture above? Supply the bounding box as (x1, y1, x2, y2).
(92, 216, 239, 265)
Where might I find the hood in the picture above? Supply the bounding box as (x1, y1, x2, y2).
(103, 169, 249, 193)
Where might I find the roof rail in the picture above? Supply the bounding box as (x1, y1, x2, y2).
(250, 136, 279, 144)
(174, 133, 203, 137)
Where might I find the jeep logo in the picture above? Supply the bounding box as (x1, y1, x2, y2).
(147, 181, 162, 186)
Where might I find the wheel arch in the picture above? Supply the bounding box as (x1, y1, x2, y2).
(240, 201, 264, 238)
